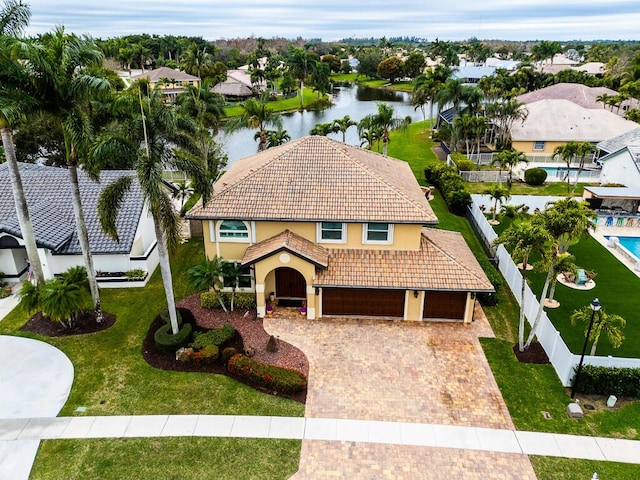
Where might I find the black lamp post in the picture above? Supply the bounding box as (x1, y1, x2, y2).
(571, 298, 601, 399)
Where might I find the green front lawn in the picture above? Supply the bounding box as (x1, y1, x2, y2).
(0, 239, 303, 418)
(31, 438, 301, 480)
(530, 457, 640, 480)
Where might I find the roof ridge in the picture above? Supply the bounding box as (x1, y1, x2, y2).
(422, 229, 488, 284)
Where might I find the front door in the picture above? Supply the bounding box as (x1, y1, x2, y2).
(275, 267, 306, 299)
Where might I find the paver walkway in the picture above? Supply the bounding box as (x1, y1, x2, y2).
(265, 309, 538, 478)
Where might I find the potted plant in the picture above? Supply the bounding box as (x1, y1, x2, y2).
(300, 300, 307, 316)
(266, 302, 274, 315)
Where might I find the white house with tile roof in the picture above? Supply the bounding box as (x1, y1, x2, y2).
(187, 136, 493, 321)
(0, 163, 158, 287)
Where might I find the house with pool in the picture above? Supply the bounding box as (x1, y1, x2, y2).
(187, 136, 493, 321)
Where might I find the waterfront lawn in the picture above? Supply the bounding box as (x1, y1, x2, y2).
(31, 438, 301, 480)
(223, 87, 326, 117)
(0, 239, 304, 418)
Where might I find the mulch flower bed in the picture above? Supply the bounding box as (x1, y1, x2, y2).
(140, 292, 309, 403)
(21, 311, 116, 336)
(513, 342, 550, 364)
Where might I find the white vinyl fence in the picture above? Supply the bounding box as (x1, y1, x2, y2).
(469, 201, 640, 386)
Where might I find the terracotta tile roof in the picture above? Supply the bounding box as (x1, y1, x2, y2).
(188, 136, 437, 224)
(242, 229, 329, 268)
(131, 67, 199, 83)
(314, 228, 493, 292)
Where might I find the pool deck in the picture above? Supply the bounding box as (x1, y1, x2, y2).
(591, 226, 640, 279)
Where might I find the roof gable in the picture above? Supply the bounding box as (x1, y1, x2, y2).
(189, 136, 437, 224)
(242, 229, 329, 268)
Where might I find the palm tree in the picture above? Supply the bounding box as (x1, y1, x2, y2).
(287, 47, 312, 110)
(572, 142, 597, 193)
(260, 129, 290, 149)
(485, 99, 528, 150)
(437, 77, 465, 114)
(571, 307, 625, 356)
(552, 142, 579, 193)
(20, 27, 111, 321)
(359, 103, 411, 156)
(188, 256, 227, 312)
(524, 199, 595, 349)
(97, 84, 212, 335)
(332, 115, 356, 142)
(545, 252, 576, 308)
(179, 42, 212, 78)
(493, 220, 552, 351)
(483, 185, 510, 224)
(225, 94, 282, 152)
(490, 149, 526, 187)
(222, 261, 244, 312)
(172, 181, 193, 211)
(309, 122, 337, 136)
(0, 1, 44, 284)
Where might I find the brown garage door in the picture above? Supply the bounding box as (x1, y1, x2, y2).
(322, 288, 405, 317)
(423, 291, 467, 320)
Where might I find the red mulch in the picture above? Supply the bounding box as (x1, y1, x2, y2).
(21, 311, 116, 336)
(513, 342, 550, 364)
(140, 293, 309, 404)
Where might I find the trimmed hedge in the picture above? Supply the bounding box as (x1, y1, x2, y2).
(228, 354, 307, 394)
(450, 152, 476, 172)
(190, 323, 236, 349)
(200, 291, 257, 310)
(191, 345, 219, 364)
(576, 365, 640, 398)
(524, 167, 547, 186)
(154, 322, 193, 352)
(424, 163, 472, 216)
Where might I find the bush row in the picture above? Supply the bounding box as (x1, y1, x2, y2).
(450, 152, 476, 172)
(424, 163, 472, 216)
(200, 291, 257, 309)
(190, 323, 236, 349)
(576, 365, 640, 398)
(227, 354, 307, 394)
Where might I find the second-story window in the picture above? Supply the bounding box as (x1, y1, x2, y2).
(363, 223, 393, 244)
(318, 222, 346, 243)
(218, 220, 249, 240)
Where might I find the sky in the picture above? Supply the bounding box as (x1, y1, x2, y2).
(24, 0, 640, 42)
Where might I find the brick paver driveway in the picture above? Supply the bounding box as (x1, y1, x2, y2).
(264, 307, 537, 479)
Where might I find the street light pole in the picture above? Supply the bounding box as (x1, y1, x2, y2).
(571, 298, 601, 399)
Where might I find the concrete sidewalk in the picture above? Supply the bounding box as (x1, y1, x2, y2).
(2, 415, 640, 465)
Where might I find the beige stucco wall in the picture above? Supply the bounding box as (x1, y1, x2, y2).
(404, 290, 424, 320)
(512, 140, 570, 155)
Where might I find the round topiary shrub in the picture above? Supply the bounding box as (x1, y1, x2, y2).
(222, 347, 239, 363)
(154, 322, 193, 352)
(524, 167, 547, 186)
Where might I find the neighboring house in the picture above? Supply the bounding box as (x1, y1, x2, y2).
(516, 83, 633, 115)
(484, 58, 520, 71)
(211, 77, 253, 99)
(597, 146, 640, 189)
(131, 66, 200, 100)
(0, 163, 158, 287)
(597, 126, 640, 157)
(187, 136, 493, 322)
(452, 65, 496, 85)
(509, 99, 638, 155)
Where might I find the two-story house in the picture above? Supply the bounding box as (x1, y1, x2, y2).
(131, 67, 200, 101)
(187, 136, 493, 321)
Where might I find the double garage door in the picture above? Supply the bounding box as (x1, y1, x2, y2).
(322, 288, 405, 317)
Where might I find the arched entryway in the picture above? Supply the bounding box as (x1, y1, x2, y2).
(275, 267, 306, 306)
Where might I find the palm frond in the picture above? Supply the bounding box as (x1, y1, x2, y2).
(97, 176, 133, 242)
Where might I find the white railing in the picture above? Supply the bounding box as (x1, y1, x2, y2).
(469, 200, 640, 386)
(460, 171, 514, 183)
(468, 152, 597, 166)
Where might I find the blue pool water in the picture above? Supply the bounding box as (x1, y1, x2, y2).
(605, 236, 640, 258)
(540, 167, 580, 178)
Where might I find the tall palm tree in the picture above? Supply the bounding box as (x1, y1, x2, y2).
(225, 94, 282, 152)
(332, 115, 356, 142)
(572, 142, 597, 193)
(309, 122, 337, 136)
(359, 103, 411, 156)
(19, 27, 110, 320)
(571, 307, 625, 356)
(437, 77, 465, 114)
(552, 142, 580, 193)
(493, 220, 552, 351)
(179, 42, 212, 78)
(524, 199, 595, 349)
(287, 47, 312, 110)
(490, 149, 526, 186)
(485, 99, 528, 150)
(0, 1, 44, 284)
(98, 84, 212, 335)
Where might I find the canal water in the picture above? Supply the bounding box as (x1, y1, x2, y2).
(215, 83, 427, 166)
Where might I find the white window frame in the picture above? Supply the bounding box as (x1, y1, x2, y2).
(208, 221, 216, 242)
(316, 221, 347, 243)
(222, 263, 254, 291)
(362, 223, 393, 244)
(217, 220, 250, 242)
(533, 141, 546, 151)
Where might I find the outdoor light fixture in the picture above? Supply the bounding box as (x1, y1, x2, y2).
(571, 298, 601, 399)
(413, 290, 419, 298)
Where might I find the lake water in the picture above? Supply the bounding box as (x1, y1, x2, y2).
(215, 83, 427, 166)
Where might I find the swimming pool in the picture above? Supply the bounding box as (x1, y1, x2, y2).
(539, 167, 598, 180)
(605, 236, 640, 259)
